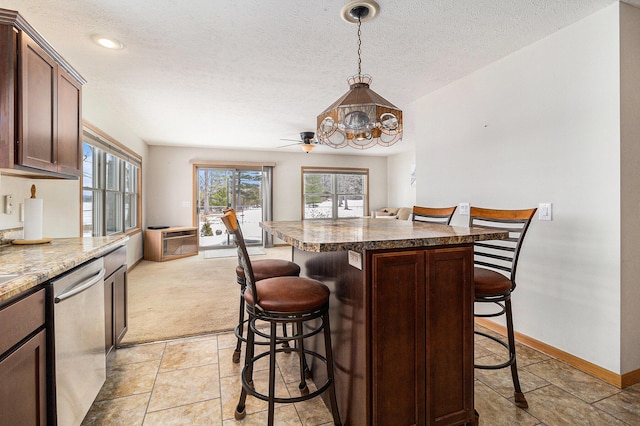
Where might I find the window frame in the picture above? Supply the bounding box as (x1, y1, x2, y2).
(81, 121, 142, 237)
(301, 167, 369, 220)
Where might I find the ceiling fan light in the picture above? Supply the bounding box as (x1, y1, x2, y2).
(300, 144, 316, 153)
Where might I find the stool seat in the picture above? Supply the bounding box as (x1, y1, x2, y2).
(236, 259, 300, 282)
(244, 276, 329, 313)
(233, 259, 301, 364)
(474, 267, 512, 296)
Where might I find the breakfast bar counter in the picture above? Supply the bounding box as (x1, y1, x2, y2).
(260, 218, 507, 426)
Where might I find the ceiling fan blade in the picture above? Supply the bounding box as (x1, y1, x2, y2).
(277, 142, 301, 148)
(279, 138, 301, 143)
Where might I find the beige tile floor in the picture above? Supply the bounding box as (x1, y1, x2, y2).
(82, 325, 640, 425)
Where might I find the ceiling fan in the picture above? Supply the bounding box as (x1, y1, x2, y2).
(278, 131, 320, 153)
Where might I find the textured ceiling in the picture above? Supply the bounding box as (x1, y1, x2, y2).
(2, 0, 633, 155)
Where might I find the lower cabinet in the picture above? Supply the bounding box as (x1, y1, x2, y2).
(0, 289, 48, 426)
(370, 247, 474, 426)
(0, 330, 47, 426)
(295, 244, 475, 426)
(103, 246, 128, 357)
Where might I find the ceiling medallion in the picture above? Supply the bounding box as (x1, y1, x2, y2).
(316, 0, 402, 150)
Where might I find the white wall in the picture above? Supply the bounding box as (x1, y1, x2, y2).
(386, 106, 416, 209)
(0, 174, 80, 237)
(146, 146, 388, 227)
(619, 2, 640, 374)
(386, 150, 415, 208)
(386, 104, 417, 209)
(411, 4, 624, 373)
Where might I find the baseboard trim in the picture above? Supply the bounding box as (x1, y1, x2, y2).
(475, 318, 640, 389)
(128, 257, 143, 272)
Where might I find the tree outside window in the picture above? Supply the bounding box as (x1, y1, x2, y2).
(302, 168, 368, 219)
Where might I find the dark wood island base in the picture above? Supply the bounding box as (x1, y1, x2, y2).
(295, 245, 475, 425)
(260, 219, 507, 426)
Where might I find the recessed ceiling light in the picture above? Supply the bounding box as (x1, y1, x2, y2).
(91, 35, 124, 50)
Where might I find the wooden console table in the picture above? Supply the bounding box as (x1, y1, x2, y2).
(143, 226, 198, 261)
(260, 218, 507, 426)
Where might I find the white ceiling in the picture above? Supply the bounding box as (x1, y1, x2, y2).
(2, 0, 634, 155)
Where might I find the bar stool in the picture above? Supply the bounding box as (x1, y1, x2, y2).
(232, 259, 300, 363)
(221, 210, 341, 426)
(224, 206, 301, 364)
(469, 206, 537, 409)
(412, 205, 457, 224)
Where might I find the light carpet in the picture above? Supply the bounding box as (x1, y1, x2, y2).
(121, 246, 292, 345)
(203, 246, 265, 259)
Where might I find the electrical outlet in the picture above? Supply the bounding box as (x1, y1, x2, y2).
(459, 202, 470, 215)
(348, 250, 362, 270)
(4, 195, 13, 214)
(539, 203, 552, 221)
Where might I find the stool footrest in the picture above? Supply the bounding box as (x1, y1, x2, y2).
(474, 330, 516, 370)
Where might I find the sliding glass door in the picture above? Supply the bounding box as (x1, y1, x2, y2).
(196, 166, 267, 249)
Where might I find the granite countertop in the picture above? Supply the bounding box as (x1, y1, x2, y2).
(260, 218, 508, 252)
(0, 235, 129, 302)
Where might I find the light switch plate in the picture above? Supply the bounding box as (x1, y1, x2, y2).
(539, 203, 552, 221)
(459, 202, 470, 215)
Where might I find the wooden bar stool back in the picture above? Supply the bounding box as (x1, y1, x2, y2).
(228, 214, 300, 363)
(469, 206, 537, 409)
(412, 205, 457, 224)
(221, 210, 341, 426)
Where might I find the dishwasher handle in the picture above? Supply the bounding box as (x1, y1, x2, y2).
(54, 268, 106, 303)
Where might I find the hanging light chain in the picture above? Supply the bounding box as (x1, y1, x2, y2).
(357, 17, 362, 76)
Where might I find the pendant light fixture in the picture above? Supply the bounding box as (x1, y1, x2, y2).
(317, 0, 402, 149)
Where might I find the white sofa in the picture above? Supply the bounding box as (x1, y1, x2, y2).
(373, 207, 413, 220)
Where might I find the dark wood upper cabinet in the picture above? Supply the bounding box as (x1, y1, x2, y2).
(0, 8, 85, 179)
(55, 68, 82, 176)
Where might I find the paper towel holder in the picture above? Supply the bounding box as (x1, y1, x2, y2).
(13, 184, 52, 245)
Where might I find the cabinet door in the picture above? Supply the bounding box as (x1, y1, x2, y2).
(114, 267, 128, 346)
(0, 25, 17, 169)
(370, 246, 475, 426)
(17, 32, 57, 173)
(424, 246, 474, 426)
(105, 265, 128, 356)
(56, 68, 81, 177)
(371, 250, 426, 426)
(0, 329, 47, 426)
(104, 274, 115, 355)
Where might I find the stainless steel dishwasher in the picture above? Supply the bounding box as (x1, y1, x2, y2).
(52, 257, 106, 426)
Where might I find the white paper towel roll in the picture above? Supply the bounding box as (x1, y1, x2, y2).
(24, 198, 43, 241)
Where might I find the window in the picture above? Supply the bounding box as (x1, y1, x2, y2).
(302, 167, 368, 219)
(82, 124, 141, 236)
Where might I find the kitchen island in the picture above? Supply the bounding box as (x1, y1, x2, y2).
(260, 218, 507, 426)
